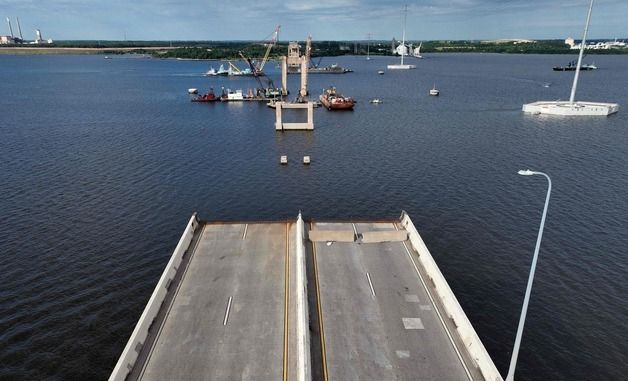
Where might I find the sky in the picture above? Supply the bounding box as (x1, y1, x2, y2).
(1, 0, 627, 41)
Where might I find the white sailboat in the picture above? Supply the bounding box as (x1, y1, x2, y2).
(523, 0, 618, 116)
(366, 33, 371, 61)
(388, 5, 416, 70)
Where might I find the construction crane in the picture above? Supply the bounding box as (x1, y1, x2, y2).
(239, 51, 282, 98)
(259, 25, 280, 72)
(305, 35, 312, 62)
(227, 26, 280, 76)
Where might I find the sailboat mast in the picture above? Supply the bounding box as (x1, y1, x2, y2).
(570, 0, 594, 104)
(401, 4, 407, 65)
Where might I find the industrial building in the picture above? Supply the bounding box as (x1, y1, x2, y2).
(1, 17, 52, 44)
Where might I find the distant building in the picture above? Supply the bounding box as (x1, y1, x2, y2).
(568, 38, 627, 50)
(482, 39, 536, 44)
(2, 17, 24, 44)
(565, 37, 575, 47)
(33, 29, 52, 44)
(0, 35, 19, 44)
(287, 42, 301, 68)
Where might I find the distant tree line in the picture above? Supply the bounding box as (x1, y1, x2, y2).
(5, 40, 627, 57)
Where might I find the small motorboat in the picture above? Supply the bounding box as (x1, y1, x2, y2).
(429, 84, 440, 96)
(377, 70, 385, 75)
(188, 88, 199, 94)
(370, 99, 383, 104)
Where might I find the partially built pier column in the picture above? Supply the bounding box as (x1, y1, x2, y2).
(300, 56, 308, 98)
(281, 56, 288, 96)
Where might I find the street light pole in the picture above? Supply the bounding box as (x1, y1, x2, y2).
(506, 169, 552, 381)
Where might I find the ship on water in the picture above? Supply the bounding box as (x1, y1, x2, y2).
(290, 62, 352, 74)
(191, 88, 218, 102)
(204, 64, 229, 76)
(319, 86, 355, 110)
(553, 59, 597, 71)
(522, 0, 618, 116)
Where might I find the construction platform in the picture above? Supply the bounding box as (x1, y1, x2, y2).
(110, 212, 503, 381)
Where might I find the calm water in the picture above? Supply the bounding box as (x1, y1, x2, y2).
(1, 53, 628, 380)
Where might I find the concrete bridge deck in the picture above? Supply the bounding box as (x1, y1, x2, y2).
(110, 213, 503, 381)
(311, 221, 471, 380)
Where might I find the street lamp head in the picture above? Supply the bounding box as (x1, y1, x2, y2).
(518, 169, 534, 176)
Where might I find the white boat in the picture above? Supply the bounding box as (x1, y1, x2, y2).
(388, 5, 416, 70)
(522, 0, 618, 116)
(222, 89, 244, 101)
(188, 88, 198, 94)
(411, 42, 423, 59)
(377, 70, 385, 75)
(522, 101, 619, 116)
(205, 64, 228, 76)
(370, 99, 383, 104)
(429, 84, 439, 96)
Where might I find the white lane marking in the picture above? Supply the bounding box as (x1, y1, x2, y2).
(396, 350, 410, 359)
(399, 237, 473, 380)
(223, 296, 233, 326)
(402, 317, 425, 330)
(420, 304, 432, 311)
(404, 294, 420, 303)
(352, 223, 358, 237)
(242, 224, 248, 239)
(366, 272, 376, 297)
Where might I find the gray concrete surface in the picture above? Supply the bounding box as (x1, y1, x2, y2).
(309, 229, 355, 242)
(360, 229, 408, 243)
(312, 222, 470, 381)
(119, 218, 489, 381)
(137, 223, 288, 381)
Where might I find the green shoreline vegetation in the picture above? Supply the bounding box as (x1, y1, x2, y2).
(1, 40, 627, 57)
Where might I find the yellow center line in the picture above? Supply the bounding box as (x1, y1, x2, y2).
(311, 222, 329, 381)
(283, 222, 289, 381)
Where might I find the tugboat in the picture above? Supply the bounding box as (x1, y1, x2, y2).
(319, 87, 355, 110)
(191, 88, 218, 102)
